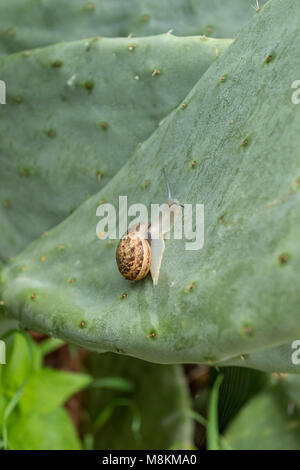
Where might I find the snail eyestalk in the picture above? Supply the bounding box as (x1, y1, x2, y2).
(162, 167, 183, 208)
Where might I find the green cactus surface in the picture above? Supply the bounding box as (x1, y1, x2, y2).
(218, 341, 300, 374)
(1, 0, 300, 370)
(85, 353, 193, 450)
(0, 0, 266, 56)
(0, 34, 231, 261)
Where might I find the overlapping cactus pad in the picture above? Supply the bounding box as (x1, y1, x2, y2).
(0, 34, 230, 260)
(0, 0, 266, 56)
(0, 0, 299, 372)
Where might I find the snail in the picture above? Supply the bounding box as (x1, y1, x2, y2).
(116, 168, 183, 286)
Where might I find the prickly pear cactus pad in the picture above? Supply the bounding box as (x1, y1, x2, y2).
(0, 35, 231, 260)
(1, 0, 300, 368)
(0, 0, 266, 56)
(218, 342, 300, 374)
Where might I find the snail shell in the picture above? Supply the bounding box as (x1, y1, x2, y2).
(116, 222, 152, 281)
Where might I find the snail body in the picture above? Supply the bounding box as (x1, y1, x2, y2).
(116, 169, 183, 287)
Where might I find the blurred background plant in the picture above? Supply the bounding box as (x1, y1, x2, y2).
(2, 329, 300, 450)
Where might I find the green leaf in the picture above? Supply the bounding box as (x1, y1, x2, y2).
(0, 395, 8, 430)
(207, 374, 223, 450)
(38, 337, 65, 357)
(19, 368, 91, 415)
(224, 378, 300, 450)
(7, 407, 82, 450)
(93, 397, 141, 439)
(90, 376, 135, 393)
(187, 409, 207, 428)
(216, 367, 269, 431)
(0, 34, 231, 260)
(85, 353, 193, 450)
(2, 380, 25, 449)
(2, 332, 30, 391)
(1, 0, 300, 368)
(0, 331, 90, 450)
(0, 0, 267, 56)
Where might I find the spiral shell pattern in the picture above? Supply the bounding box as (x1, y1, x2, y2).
(116, 222, 152, 281)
